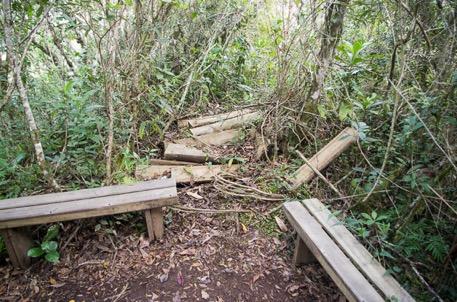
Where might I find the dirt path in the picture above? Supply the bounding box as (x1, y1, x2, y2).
(0, 185, 341, 301)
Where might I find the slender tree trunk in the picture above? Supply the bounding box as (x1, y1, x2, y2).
(2, 0, 60, 190)
(47, 20, 75, 72)
(308, 0, 350, 103)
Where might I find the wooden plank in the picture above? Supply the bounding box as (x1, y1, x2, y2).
(144, 208, 164, 240)
(283, 201, 384, 302)
(0, 228, 33, 268)
(196, 128, 242, 146)
(303, 198, 415, 302)
(150, 159, 198, 166)
(190, 111, 260, 136)
(0, 187, 177, 229)
(0, 178, 175, 210)
(136, 164, 240, 184)
(164, 143, 213, 163)
(179, 109, 254, 128)
(290, 128, 358, 190)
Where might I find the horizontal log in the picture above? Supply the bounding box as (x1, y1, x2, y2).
(179, 109, 254, 128)
(149, 159, 199, 166)
(196, 128, 242, 145)
(163, 143, 213, 163)
(136, 164, 240, 184)
(190, 111, 260, 136)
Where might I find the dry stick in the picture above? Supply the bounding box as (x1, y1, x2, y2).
(171, 205, 251, 214)
(325, 190, 389, 202)
(387, 245, 445, 302)
(390, 81, 457, 173)
(295, 150, 345, 200)
(427, 185, 457, 217)
(61, 224, 81, 251)
(215, 173, 284, 199)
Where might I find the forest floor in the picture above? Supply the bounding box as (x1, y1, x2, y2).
(0, 187, 341, 301)
(0, 127, 342, 302)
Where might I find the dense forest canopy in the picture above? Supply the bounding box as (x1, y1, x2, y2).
(1, 0, 456, 300)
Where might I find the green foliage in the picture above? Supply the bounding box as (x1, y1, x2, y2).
(27, 225, 60, 264)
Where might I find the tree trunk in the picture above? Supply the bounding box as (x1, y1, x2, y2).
(308, 0, 350, 104)
(2, 0, 60, 190)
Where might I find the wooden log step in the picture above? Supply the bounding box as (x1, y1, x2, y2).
(190, 111, 260, 136)
(178, 108, 254, 128)
(164, 143, 214, 163)
(149, 159, 199, 166)
(283, 201, 384, 302)
(136, 164, 240, 184)
(196, 128, 242, 146)
(290, 127, 358, 190)
(303, 198, 415, 302)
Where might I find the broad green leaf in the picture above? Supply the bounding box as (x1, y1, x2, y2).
(41, 240, 58, 252)
(43, 225, 59, 242)
(317, 104, 327, 118)
(338, 103, 352, 121)
(45, 251, 60, 263)
(27, 247, 45, 257)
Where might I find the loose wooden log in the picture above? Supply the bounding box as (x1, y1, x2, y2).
(190, 111, 260, 136)
(179, 109, 254, 128)
(150, 159, 198, 166)
(164, 143, 213, 163)
(0, 228, 34, 269)
(136, 164, 240, 184)
(196, 128, 242, 146)
(290, 127, 358, 190)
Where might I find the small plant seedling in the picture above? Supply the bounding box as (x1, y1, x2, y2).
(27, 224, 60, 263)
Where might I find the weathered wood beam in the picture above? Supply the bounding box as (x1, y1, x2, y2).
(190, 111, 260, 136)
(290, 127, 358, 190)
(178, 108, 254, 128)
(163, 143, 213, 163)
(136, 164, 240, 184)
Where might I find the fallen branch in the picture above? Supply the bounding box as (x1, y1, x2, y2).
(171, 205, 251, 214)
(214, 173, 285, 201)
(296, 150, 345, 201)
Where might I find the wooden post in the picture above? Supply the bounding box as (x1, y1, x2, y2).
(144, 208, 164, 241)
(293, 236, 316, 266)
(0, 228, 34, 269)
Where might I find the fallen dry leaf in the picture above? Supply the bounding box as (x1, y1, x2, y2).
(186, 191, 203, 199)
(201, 290, 210, 300)
(275, 216, 288, 232)
(176, 271, 184, 286)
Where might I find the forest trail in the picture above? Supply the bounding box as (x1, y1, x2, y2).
(0, 109, 343, 301)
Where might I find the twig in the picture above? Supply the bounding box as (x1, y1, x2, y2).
(171, 205, 251, 214)
(61, 224, 81, 251)
(296, 150, 345, 200)
(388, 246, 445, 302)
(390, 81, 457, 173)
